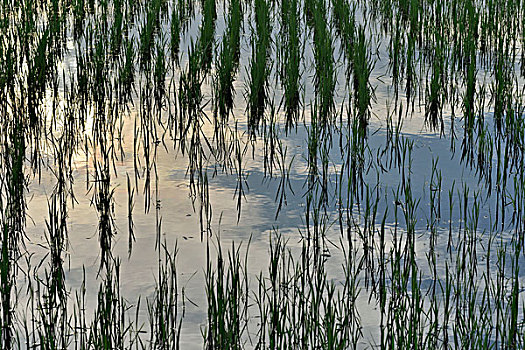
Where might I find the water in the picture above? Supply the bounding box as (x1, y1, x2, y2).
(4, 0, 525, 348)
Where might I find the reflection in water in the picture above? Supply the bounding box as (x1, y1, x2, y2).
(1, 0, 525, 348)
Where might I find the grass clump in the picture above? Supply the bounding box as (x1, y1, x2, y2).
(352, 26, 374, 132)
(247, 0, 272, 133)
(281, 0, 301, 131)
(214, 0, 242, 122)
(311, 0, 335, 129)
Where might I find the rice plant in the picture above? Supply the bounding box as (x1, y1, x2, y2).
(214, 0, 242, 122)
(198, 0, 217, 74)
(281, 0, 301, 130)
(247, 0, 272, 133)
(352, 26, 375, 132)
(3, 0, 525, 349)
(311, 0, 335, 128)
